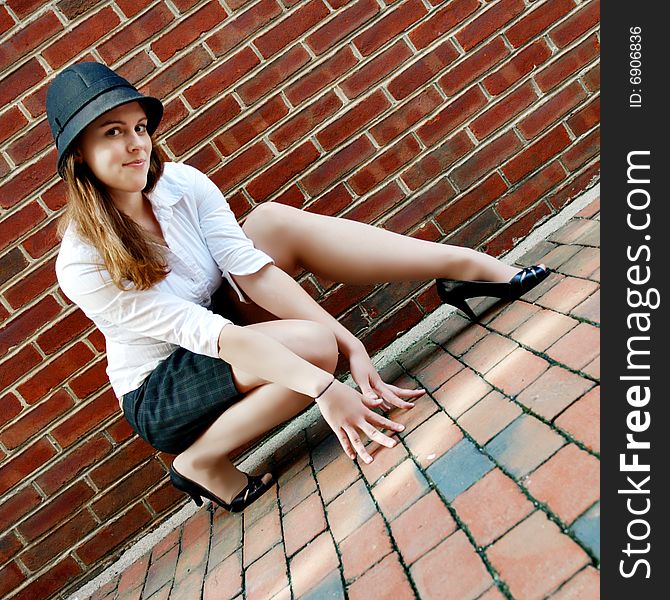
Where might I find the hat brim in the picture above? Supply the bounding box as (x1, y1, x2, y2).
(56, 87, 163, 177)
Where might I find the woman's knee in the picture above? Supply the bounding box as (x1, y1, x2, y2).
(242, 202, 298, 243)
(243, 319, 339, 373)
(293, 320, 339, 373)
(242, 203, 300, 274)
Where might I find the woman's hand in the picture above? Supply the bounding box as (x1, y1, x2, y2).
(346, 342, 426, 411)
(315, 380, 405, 463)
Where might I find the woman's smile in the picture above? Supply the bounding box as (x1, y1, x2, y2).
(123, 158, 146, 168)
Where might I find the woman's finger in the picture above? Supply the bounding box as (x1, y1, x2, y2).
(369, 411, 406, 433)
(343, 426, 373, 464)
(384, 382, 426, 397)
(374, 382, 415, 409)
(335, 429, 356, 460)
(357, 375, 378, 399)
(355, 376, 383, 408)
(360, 421, 396, 448)
(361, 393, 384, 409)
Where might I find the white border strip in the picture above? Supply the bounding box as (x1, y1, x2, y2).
(68, 182, 599, 600)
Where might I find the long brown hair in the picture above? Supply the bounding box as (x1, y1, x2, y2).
(58, 144, 170, 290)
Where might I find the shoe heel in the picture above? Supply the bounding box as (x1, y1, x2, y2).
(170, 466, 204, 507)
(188, 493, 203, 507)
(450, 297, 478, 322)
(436, 279, 479, 322)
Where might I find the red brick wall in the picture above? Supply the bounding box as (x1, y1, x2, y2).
(0, 0, 599, 596)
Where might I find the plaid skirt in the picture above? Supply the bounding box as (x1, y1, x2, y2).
(122, 285, 243, 454)
(122, 348, 242, 454)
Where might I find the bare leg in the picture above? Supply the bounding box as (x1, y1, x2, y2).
(243, 203, 521, 284)
(172, 383, 314, 503)
(172, 319, 338, 504)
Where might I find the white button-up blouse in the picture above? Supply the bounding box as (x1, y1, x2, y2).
(56, 162, 274, 402)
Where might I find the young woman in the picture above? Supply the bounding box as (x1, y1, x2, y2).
(47, 63, 547, 513)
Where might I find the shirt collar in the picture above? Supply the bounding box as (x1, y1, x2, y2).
(146, 168, 183, 209)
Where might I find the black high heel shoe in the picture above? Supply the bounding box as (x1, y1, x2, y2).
(170, 464, 274, 513)
(436, 265, 549, 322)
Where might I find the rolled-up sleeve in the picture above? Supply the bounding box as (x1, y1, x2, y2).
(192, 169, 274, 302)
(56, 251, 230, 359)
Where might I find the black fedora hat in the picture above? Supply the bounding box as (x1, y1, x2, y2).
(46, 61, 163, 178)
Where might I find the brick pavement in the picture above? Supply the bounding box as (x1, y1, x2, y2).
(79, 197, 600, 600)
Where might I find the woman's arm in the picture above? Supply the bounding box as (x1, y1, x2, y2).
(232, 264, 421, 410)
(57, 247, 229, 359)
(217, 322, 334, 398)
(217, 323, 404, 462)
(232, 263, 363, 356)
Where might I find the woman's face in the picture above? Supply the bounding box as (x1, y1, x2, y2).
(77, 101, 152, 198)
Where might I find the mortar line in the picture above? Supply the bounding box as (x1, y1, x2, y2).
(399, 355, 601, 568)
